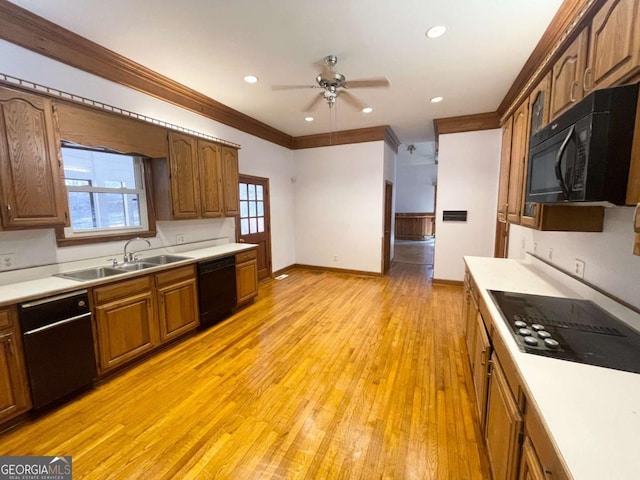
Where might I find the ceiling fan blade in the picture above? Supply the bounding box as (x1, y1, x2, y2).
(344, 77, 391, 89)
(303, 93, 324, 112)
(338, 91, 367, 110)
(272, 84, 319, 91)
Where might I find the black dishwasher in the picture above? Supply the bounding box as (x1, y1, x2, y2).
(19, 290, 97, 409)
(197, 255, 237, 328)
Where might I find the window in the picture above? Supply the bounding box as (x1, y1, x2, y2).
(239, 182, 265, 235)
(61, 146, 149, 238)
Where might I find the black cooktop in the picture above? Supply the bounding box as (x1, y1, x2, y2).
(489, 290, 640, 374)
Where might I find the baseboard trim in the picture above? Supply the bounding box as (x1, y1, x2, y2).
(271, 265, 297, 278)
(294, 264, 382, 277)
(432, 278, 464, 287)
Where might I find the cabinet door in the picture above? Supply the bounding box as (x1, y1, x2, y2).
(221, 146, 240, 216)
(472, 312, 491, 427)
(550, 29, 588, 119)
(0, 88, 68, 228)
(486, 355, 523, 480)
(587, 0, 640, 90)
(518, 437, 546, 480)
(0, 327, 32, 422)
(198, 140, 224, 218)
(236, 260, 258, 305)
(464, 289, 478, 366)
(497, 117, 513, 223)
(157, 277, 199, 343)
(94, 291, 158, 372)
(507, 102, 529, 224)
(168, 132, 200, 219)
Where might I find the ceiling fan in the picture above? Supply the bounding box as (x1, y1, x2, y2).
(273, 55, 390, 112)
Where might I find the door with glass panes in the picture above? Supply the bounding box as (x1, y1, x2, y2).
(237, 175, 271, 280)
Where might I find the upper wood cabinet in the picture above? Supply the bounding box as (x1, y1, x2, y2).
(221, 146, 240, 216)
(168, 132, 200, 219)
(497, 117, 513, 223)
(550, 29, 589, 119)
(506, 102, 529, 224)
(198, 140, 224, 218)
(152, 133, 239, 221)
(586, 0, 640, 91)
(0, 87, 69, 229)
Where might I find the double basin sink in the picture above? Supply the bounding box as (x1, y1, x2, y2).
(55, 255, 192, 282)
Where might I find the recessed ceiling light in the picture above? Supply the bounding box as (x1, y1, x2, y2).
(362, 107, 373, 113)
(304, 116, 314, 122)
(244, 75, 259, 84)
(430, 96, 444, 103)
(426, 25, 447, 39)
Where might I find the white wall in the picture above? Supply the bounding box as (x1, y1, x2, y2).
(293, 142, 385, 273)
(0, 40, 296, 272)
(508, 207, 640, 309)
(434, 130, 501, 281)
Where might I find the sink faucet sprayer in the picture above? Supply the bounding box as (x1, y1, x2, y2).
(123, 237, 151, 263)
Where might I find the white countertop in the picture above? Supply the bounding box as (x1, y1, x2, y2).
(464, 255, 640, 480)
(0, 242, 256, 307)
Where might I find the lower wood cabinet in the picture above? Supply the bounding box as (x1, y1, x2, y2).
(485, 354, 523, 480)
(0, 307, 31, 423)
(156, 265, 199, 342)
(518, 437, 546, 480)
(92, 265, 199, 374)
(236, 249, 258, 305)
(93, 276, 158, 373)
(471, 311, 491, 424)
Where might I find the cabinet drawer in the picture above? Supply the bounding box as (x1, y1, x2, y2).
(155, 265, 196, 287)
(235, 249, 257, 264)
(93, 275, 153, 304)
(0, 307, 15, 330)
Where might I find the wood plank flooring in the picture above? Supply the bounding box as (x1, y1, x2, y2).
(0, 263, 491, 479)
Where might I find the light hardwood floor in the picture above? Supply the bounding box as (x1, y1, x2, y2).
(0, 263, 491, 479)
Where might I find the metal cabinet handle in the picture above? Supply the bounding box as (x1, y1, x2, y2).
(583, 67, 593, 93)
(481, 348, 487, 365)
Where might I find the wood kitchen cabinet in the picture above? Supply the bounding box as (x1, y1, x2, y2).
(93, 276, 159, 373)
(485, 353, 523, 480)
(550, 28, 588, 119)
(517, 437, 546, 480)
(506, 102, 529, 224)
(586, 0, 640, 91)
(155, 265, 199, 342)
(152, 133, 239, 220)
(0, 306, 31, 423)
(235, 248, 258, 305)
(221, 146, 240, 216)
(0, 87, 69, 229)
(471, 311, 491, 425)
(497, 117, 513, 223)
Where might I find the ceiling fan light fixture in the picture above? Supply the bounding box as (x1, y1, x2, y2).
(430, 96, 444, 103)
(362, 107, 373, 113)
(304, 116, 314, 122)
(426, 25, 447, 39)
(244, 75, 259, 84)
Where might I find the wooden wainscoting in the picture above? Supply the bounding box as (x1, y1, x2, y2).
(395, 212, 435, 240)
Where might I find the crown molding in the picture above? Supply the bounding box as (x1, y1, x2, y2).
(292, 125, 400, 151)
(433, 112, 500, 139)
(0, 0, 294, 149)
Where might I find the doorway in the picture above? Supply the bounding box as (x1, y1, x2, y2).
(237, 175, 272, 280)
(383, 181, 393, 274)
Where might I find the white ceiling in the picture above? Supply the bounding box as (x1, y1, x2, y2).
(9, 0, 563, 144)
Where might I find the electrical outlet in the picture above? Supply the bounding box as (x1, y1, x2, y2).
(533, 242, 538, 254)
(176, 234, 185, 244)
(574, 259, 585, 278)
(548, 248, 553, 261)
(521, 237, 525, 249)
(333, 255, 338, 262)
(0, 253, 17, 271)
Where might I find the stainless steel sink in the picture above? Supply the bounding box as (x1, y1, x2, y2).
(116, 262, 156, 271)
(54, 266, 124, 281)
(141, 254, 192, 265)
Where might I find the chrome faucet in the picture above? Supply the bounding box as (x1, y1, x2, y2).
(123, 237, 151, 263)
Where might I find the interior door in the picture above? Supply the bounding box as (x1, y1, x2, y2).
(383, 181, 393, 273)
(237, 175, 272, 280)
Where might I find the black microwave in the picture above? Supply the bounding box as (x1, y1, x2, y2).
(526, 83, 638, 205)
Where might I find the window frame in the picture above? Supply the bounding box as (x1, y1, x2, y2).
(56, 146, 157, 247)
